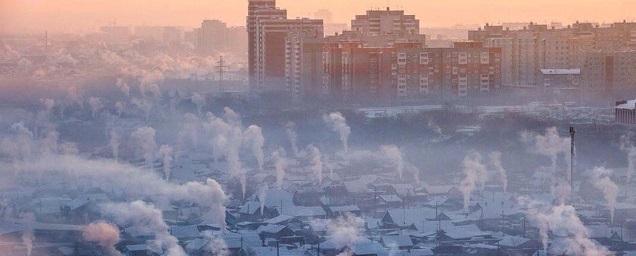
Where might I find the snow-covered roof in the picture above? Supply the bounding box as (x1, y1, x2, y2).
(170, 225, 200, 239)
(256, 224, 287, 234)
(381, 234, 414, 247)
(264, 215, 294, 225)
(540, 69, 581, 75)
(380, 194, 403, 203)
(616, 100, 636, 110)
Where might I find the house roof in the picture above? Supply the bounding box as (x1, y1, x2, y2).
(170, 225, 200, 239)
(497, 235, 530, 247)
(381, 234, 413, 247)
(264, 215, 294, 225)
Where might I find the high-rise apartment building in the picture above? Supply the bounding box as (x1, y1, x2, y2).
(469, 21, 636, 88)
(351, 8, 420, 36)
(247, 0, 287, 89)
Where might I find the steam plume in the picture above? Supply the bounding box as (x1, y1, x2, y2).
(323, 112, 351, 152)
(620, 134, 636, 183)
(524, 200, 610, 255)
(272, 148, 287, 189)
(285, 122, 299, 157)
(83, 221, 122, 256)
(191, 93, 205, 115)
(589, 167, 618, 223)
(258, 186, 268, 216)
(489, 151, 508, 192)
(21, 212, 35, 256)
(380, 145, 404, 180)
(131, 126, 157, 168)
(159, 145, 174, 180)
(327, 214, 364, 249)
(101, 201, 185, 256)
(306, 145, 323, 184)
(243, 125, 265, 171)
(4, 155, 227, 227)
(459, 152, 488, 211)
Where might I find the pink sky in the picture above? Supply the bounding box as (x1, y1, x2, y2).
(1, 0, 635, 34)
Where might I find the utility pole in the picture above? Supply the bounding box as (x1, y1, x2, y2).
(570, 126, 576, 190)
(216, 55, 227, 91)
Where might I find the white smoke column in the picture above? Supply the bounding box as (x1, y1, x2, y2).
(4, 155, 227, 228)
(109, 130, 121, 161)
(620, 134, 636, 183)
(21, 212, 35, 256)
(589, 167, 619, 224)
(83, 221, 122, 256)
(7, 123, 34, 161)
(258, 186, 268, 216)
(524, 201, 611, 256)
(306, 145, 323, 184)
(380, 145, 404, 180)
(202, 231, 229, 256)
(88, 97, 104, 118)
(459, 152, 488, 211)
(159, 145, 174, 181)
(285, 122, 299, 157)
(272, 148, 287, 189)
(226, 126, 246, 199)
(205, 114, 230, 162)
(526, 127, 571, 177)
(243, 125, 265, 171)
(489, 151, 508, 192)
(178, 113, 201, 153)
(323, 112, 351, 153)
(191, 93, 205, 115)
(551, 180, 572, 206)
(101, 201, 185, 256)
(327, 214, 364, 250)
(131, 126, 157, 168)
(114, 101, 125, 117)
(116, 78, 130, 97)
(223, 107, 241, 127)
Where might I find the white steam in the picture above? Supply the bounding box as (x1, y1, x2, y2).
(272, 148, 288, 189)
(323, 112, 351, 152)
(306, 145, 323, 184)
(131, 126, 157, 168)
(285, 122, 299, 157)
(459, 152, 488, 211)
(83, 221, 122, 256)
(489, 151, 508, 192)
(243, 125, 265, 171)
(589, 167, 618, 224)
(380, 145, 404, 180)
(159, 145, 174, 180)
(101, 201, 185, 256)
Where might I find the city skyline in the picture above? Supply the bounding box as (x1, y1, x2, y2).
(2, 0, 636, 34)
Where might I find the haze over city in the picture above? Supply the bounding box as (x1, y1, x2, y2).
(2, 0, 636, 33)
(2, 0, 636, 256)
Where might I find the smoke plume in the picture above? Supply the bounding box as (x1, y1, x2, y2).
(306, 145, 323, 184)
(243, 125, 265, 171)
(285, 122, 299, 157)
(380, 145, 404, 180)
(323, 112, 351, 152)
(109, 130, 121, 161)
(159, 145, 174, 180)
(272, 148, 287, 189)
(327, 214, 364, 249)
(131, 126, 157, 168)
(589, 167, 619, 223)
(101, 201, 185, 256)
(4, 155, 227, 227)
(524, 200, 610, 256)
(83, 221, 122, 256)
(489, 151, 508, 192)
(459, 152, 488, 211)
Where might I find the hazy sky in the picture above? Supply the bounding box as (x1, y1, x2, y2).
(1, 0, 635, 34)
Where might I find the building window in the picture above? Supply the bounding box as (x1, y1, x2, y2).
(419, 74, 429, 94)
(398, 52, 407, 65)
(458, 52, 468, 65)
(480, 52, 490, 64)
(419, 52, 430, 65)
